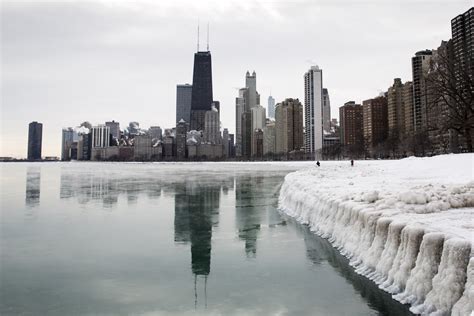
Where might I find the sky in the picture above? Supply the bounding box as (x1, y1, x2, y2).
(1, 0, 471, 158)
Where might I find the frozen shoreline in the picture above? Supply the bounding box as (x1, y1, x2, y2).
(278, 154, 474, 315)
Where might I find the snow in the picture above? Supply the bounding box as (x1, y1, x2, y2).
(278, 154, 474, 315)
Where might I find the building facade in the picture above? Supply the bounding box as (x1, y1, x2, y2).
(27, 121, 42, 160)
(190, 51, 213, 131)
(91, 125, 110, 148)
(176, 119, 188, 160)
(105, 120, 120, 140)
(387, 78, 406, 140)
(362, 96, 388, 149)
(267, 95, 275, 119)
(176, 84, 192, 124)
(275, 98, 304, 154)
(235, 88, 247, 157)
(304, 66, 323, 156)
(339, 101, 363, 147)
(412, 50, 433, 133)
(61, 127, 76, 161)
(322, 88, 331, 133)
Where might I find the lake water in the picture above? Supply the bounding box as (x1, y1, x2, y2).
(0, 162, 413, 315)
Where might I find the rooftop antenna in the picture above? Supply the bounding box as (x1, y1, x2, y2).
(206, 22, 209, 51)
(197, 20, 200, 52)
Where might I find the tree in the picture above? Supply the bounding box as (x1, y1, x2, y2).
(426, 40, 474, 152)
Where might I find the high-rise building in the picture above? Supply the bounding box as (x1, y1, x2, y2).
(235, 88, 247, 157)
(402, 81, 414, 136)
(176, 84, 192, 124)
(203, 105, 221, 145)
(190, 51, 213, 131)
(229, 134, 235, 157)
(27, 121, 42, 160)
(237, 70, 261, 159)
(176, 119, 188, 160)
(275, 98, 304, 154)
(267, 96, 275, 119)
(451, 8, 473, 78)
(91, 125, 110, 148)
(363, 96, 388, 148)
(304, 66, 323, 157)
(263, 120, 276, 155)
(387, 78, 406, 139)
(245, 71, 258, 109)
(105, 120, 120, 140)
(253, 129, 264, 159)
(322, 88, 331, 133)
(222, 128, 230, 158)
(251, 105, 266, 156)
(61, 127, 76, 161)
(412, 50, 433, 132)
(339, 101, 363, 147)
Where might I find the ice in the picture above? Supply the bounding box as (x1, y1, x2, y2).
(278, 154, 474, 315)
(452, 258, 474, 316)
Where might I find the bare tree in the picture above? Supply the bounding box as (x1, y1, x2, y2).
(427, 40, 474, 152)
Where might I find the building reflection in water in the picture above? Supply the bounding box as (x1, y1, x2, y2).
(235, 174, 266, 258)
(25, 167, 41, 207)
(59, 168, 161, 207)
(174, 178, 221, 308)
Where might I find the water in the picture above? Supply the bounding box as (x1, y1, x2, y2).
(0, 162, 413, 315)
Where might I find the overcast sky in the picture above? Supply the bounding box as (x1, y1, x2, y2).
(1, 0, 471, 157)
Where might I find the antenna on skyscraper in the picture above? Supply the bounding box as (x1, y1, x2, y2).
(197, 20, 200, 52)
(206, 22, 209, 51)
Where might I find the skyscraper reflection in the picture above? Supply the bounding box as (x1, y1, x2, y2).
(235, 174, 264, 258)
(174, 180, 221, 276)
(25, 167, 41, 207)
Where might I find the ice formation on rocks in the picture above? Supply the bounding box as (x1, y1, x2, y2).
(278, 154, 474, 315)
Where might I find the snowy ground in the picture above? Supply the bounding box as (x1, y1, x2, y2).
(278, 154, 474, 316)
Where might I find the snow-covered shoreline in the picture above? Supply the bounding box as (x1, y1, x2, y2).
(278, 154, 474, 315)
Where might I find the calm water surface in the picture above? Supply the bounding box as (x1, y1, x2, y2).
(0, 162, 412, 315)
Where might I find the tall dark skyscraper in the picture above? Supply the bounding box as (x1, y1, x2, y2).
(176, 84, 192, 124)
(27, 121, 42, 160)
(190, 51, 213, 131)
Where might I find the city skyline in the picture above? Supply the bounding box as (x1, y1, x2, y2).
(2, 0, 470, 157)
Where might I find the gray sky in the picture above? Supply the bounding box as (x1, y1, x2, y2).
(1, 0, 471, 158)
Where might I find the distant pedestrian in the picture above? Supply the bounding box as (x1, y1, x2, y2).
(351, 159, 354, 167)
(316, 161, 320, 167)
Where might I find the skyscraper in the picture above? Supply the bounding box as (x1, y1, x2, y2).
(237, 71, 261, 159)
(27, 121, 42, 160)
(363, 95, 388, 149)
(245, 71, 258, 109)
(451, 8, 473, 78)
(176, 84, 192, 124)
(412, 50, 433, 132)
(339, 101, 363, 147)
(304, 66, 323, 157)
(275, 98, 304, 154)
(105, 120, 120, 140)
(387, 78, 406, 139)
(322, 88, 331, 133)
(235, 88, 247, 157)
(190, 51, 213, 131)
(267, 95, 275, 119)
(203, 105, 221, 145)
(61, 127, 76, 161)
(176, 119, 188, 160)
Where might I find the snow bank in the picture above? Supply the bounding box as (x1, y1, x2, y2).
(278, 154, 474, 315)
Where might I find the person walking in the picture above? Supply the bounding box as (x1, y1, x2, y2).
(351, 159, 354, 167)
